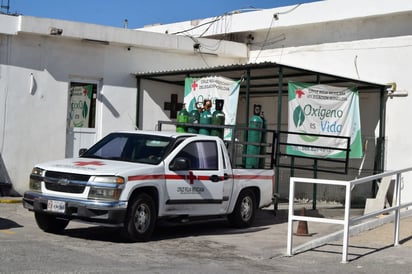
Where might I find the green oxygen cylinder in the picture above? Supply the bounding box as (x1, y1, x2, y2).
(188, 100, 200, 133)
(246, 104, 263, 168)
(259, 111, 267, 168)
(211, 99, 225, 139)
(199, 99, 212, 135)
(176, 104, 189, 133)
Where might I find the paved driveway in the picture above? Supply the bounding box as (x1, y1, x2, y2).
(1, 201, 412, 273)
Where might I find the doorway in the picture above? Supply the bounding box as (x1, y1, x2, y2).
(66, 81, 100, 158)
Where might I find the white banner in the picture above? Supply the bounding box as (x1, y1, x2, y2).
(184, 76, 240, 139)
(287, 82, 362, 158)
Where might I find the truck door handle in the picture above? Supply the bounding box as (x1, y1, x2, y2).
(209, 175, 221, 182)
(224, 173, 230, 180)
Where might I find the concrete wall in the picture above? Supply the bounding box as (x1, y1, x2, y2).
(3, 0, 412, 205)
(142, 0, 412, 204)
(0, 15, 247, 195)
(249, 20, 412, 204)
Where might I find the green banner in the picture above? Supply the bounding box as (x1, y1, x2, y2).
(287, 82, 363, 158)
(69, 85, 93, 128)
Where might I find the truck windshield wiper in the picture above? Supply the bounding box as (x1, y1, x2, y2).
(81, 155, 104, 159)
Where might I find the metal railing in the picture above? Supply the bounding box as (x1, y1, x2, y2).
(286, 167, 412, 263)
(157, 120, 277, 169)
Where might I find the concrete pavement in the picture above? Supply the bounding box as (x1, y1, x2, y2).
(1, 197, 412, 272)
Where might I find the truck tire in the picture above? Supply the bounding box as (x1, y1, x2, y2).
(123, 193, 157, 242)
(34, 212, 69, 233)
(228, 189, 256, 228)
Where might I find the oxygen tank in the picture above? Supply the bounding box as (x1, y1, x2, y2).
(199, 99, 212, 135)
(259, 111, 267, 168)
(211, 99, 225, 139)
(188, 101, 201, 133)
(176, 104, 189, 133)
(245, 104, 263, 168)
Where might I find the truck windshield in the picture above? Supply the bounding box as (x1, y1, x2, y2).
(81, 133, 173, 164)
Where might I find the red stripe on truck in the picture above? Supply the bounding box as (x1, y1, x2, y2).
(128, 173, 272, 181)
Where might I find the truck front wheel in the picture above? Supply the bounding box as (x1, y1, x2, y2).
(228, 189, 256, 228)
(123, 193, 156, 242)
(34, 212, 69, 233)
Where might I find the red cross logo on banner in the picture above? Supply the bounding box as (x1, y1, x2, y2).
(191, 80, 198, 91)
(187, 171, 197, 185)
(73, 161, 105, 166)
(296, 89, 305, 99)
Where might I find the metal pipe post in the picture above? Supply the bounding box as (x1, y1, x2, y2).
(286, 178, 295, 256)
(341, 181, 352, 263)
(394, 172, 402, 246)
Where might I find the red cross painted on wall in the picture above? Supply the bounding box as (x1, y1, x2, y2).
(73, 161, 105, 166)
(186, 171, 197, 185)
(191, 80, 198, 91)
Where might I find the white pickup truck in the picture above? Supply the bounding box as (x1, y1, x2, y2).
(23, 130, 274, 241)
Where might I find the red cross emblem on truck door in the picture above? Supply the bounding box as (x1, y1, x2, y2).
(186, 171, 197, 185)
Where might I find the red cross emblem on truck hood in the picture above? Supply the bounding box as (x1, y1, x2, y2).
(73, 161, 105, 166)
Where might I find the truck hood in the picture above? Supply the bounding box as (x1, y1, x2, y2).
(35, 158, 160, 176)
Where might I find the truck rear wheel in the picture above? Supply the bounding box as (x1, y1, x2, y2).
(123, 193, 156, 242)
(34, 212, 69, 233)
(228, 189, 256, 228)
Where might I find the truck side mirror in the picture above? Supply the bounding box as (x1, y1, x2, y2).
(169, 157, 190, 171)
(79, 148, 87, 156)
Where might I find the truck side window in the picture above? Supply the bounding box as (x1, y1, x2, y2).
(175, 141, 218, 170)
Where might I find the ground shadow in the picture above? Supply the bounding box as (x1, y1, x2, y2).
(61, 207, 333, 242)
(306, 243, 395, 262)
(399, 234, 412, 245)
(0, 217, 23, 230)
(62, 207, 291, 243)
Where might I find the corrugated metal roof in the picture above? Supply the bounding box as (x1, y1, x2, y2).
(135, 62, 388, 95)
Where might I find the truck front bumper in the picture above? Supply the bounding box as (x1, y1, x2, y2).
(23, 192, 128, 226)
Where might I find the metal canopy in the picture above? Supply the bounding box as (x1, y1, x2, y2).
(134, 62, 389, 209)
(135, 62, 388, 96)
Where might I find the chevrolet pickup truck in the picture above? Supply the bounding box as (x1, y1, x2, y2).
(23, 130, 274, 241)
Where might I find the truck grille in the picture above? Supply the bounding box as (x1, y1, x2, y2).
(44, 171, 90, 194)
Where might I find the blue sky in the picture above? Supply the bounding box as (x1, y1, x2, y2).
(6, 0, 319, 28)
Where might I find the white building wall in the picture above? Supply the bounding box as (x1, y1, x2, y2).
(247, 15, 411, 203)
(3, 0, 411, 204)
(250, 31, 412, 205)
(142, 0, 412, 204)
(0, 15, 247, 195)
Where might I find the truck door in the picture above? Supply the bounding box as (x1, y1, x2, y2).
(165, 139, 225, 215)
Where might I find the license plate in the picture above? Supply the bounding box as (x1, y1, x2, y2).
(47, 200, 66, 213)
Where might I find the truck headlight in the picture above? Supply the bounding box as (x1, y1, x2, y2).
(88, 176, 125, 200)
(88, 187, 122, 200)
(29, 167, 44, 192)
(91, 176, 125, 185)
